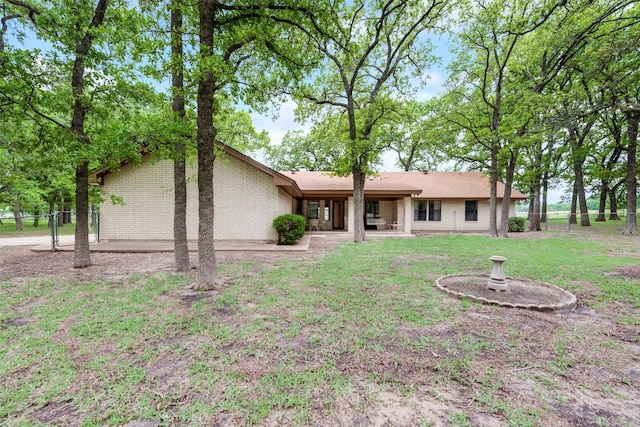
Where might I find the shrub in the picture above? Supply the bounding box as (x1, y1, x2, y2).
(272, 214, 306, 245)
(508, 216, 526, 232)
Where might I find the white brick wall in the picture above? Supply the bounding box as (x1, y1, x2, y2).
(100, 154, 291, 242)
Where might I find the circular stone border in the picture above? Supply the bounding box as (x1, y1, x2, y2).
(435, 274, 577, 312)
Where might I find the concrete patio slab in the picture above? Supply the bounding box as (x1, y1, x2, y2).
(27, 230, 414, 253)
(31, 235, 311, 253)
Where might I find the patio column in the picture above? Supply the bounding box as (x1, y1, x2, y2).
(403, 197, 412, 233)
(347, 196, 354, 232)
(396, 199, 404, 230)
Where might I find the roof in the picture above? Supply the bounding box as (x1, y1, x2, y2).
(280, 170, 527, 200)
(91, 143, 303, 198)
(91, 144, 526, 201)
(279, 171, 422, 198)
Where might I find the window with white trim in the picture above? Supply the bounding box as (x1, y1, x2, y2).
(465, 200, 478, 221)
(429, 200, 441, 221)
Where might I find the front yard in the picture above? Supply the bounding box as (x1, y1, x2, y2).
(1, 229, 639, 426)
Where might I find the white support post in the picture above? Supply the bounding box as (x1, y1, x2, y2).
(403, 197, 412, 233)
(347, 196, 354, 232)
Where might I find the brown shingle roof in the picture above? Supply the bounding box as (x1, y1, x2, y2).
(280, 171, 527, 200)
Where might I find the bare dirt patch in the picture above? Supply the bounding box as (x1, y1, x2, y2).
(0, 235, 340, 282)
(609, 265, 640, 279)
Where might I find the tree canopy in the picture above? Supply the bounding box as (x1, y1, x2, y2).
(1, 0, 638, 272)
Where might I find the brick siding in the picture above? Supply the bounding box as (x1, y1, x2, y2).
(100, 155, 291, 242)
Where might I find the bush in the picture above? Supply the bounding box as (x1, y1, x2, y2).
(508, 216, 526, 232)
(272, 214, 306, 245)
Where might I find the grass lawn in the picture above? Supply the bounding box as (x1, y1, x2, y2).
(1, 231, 639, 426)
(0, 220, 78, 237)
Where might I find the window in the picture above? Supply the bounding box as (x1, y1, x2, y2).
(366, 201, 379, 215)
(429, 200, 441, 221)
(307, 200, 320, 219)
(465, 200, 478, 221)
(324, 203, 330, 221)
(414, 200, 427, 221)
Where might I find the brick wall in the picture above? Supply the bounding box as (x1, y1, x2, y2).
(100, 155, 291, 242)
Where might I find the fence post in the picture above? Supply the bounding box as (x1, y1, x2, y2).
(96, 211, 100, 243)
(54, 211, 60, 248)
(51, 212, 57, 251)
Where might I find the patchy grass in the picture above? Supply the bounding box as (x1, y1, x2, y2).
(1, 233, 639, 426)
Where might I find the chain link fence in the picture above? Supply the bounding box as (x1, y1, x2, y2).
(516, 210, 638, 231)
(0, 211, 99, 251)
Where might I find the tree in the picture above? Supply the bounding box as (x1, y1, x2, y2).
(216, 106, 270, 155)
(622, 106, 639, 234)
(133, 0, 318, 289)
(575, 0, 640, 233)
(194, 0, 218, 289)
(290, 0, 450, 242)
(0, 0, 147, 267)
(519, 124, 566, 231)
(69, 0, 110, 267)
(560, 76, 602, 228)
(383, 99, 452, 171)
(266, 125, 345, 172)
(170, 0, 190, 272)
(591, 110, 625, 222)
(520, 0, 640, 231)
(446, 0, 566, 237)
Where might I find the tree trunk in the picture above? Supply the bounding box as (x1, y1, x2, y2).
(498, 149, 518, 237)
(541, 173, 549, 224)
(529, 141, 543, 231)
(622, 109, 639, 235)
(570, 180, 578, 225)
(529, 185, 541, 231)
(595, 181, 607, 222)
(74, 162, 92, 267)
(171, 0, 190, 272)
(33, 206, 40, 227)
(488, 144, 498, 237)
(608, 185, 620, 220)
(567, 117, 593, 227)
(57, 198, 64, 227)
(71, 0, 109, 268)
(192, 0, 220, 290)
(352, 168, 366, 243)
(574, 160, 591, 227)
(12, 199, 24, 231)
(63, 204, 72, 224)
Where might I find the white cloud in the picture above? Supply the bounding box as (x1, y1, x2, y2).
(250, 100, 303, 146)
(416, 69, 446, 101)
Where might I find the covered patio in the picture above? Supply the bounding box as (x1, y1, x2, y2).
(283, 171, 422, 234)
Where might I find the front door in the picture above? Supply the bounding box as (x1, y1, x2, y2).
(333, 201, 344, 229)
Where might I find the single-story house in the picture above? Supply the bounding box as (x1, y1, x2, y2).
(281, 170, 527, 233)
(93, 145, 526, 242)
